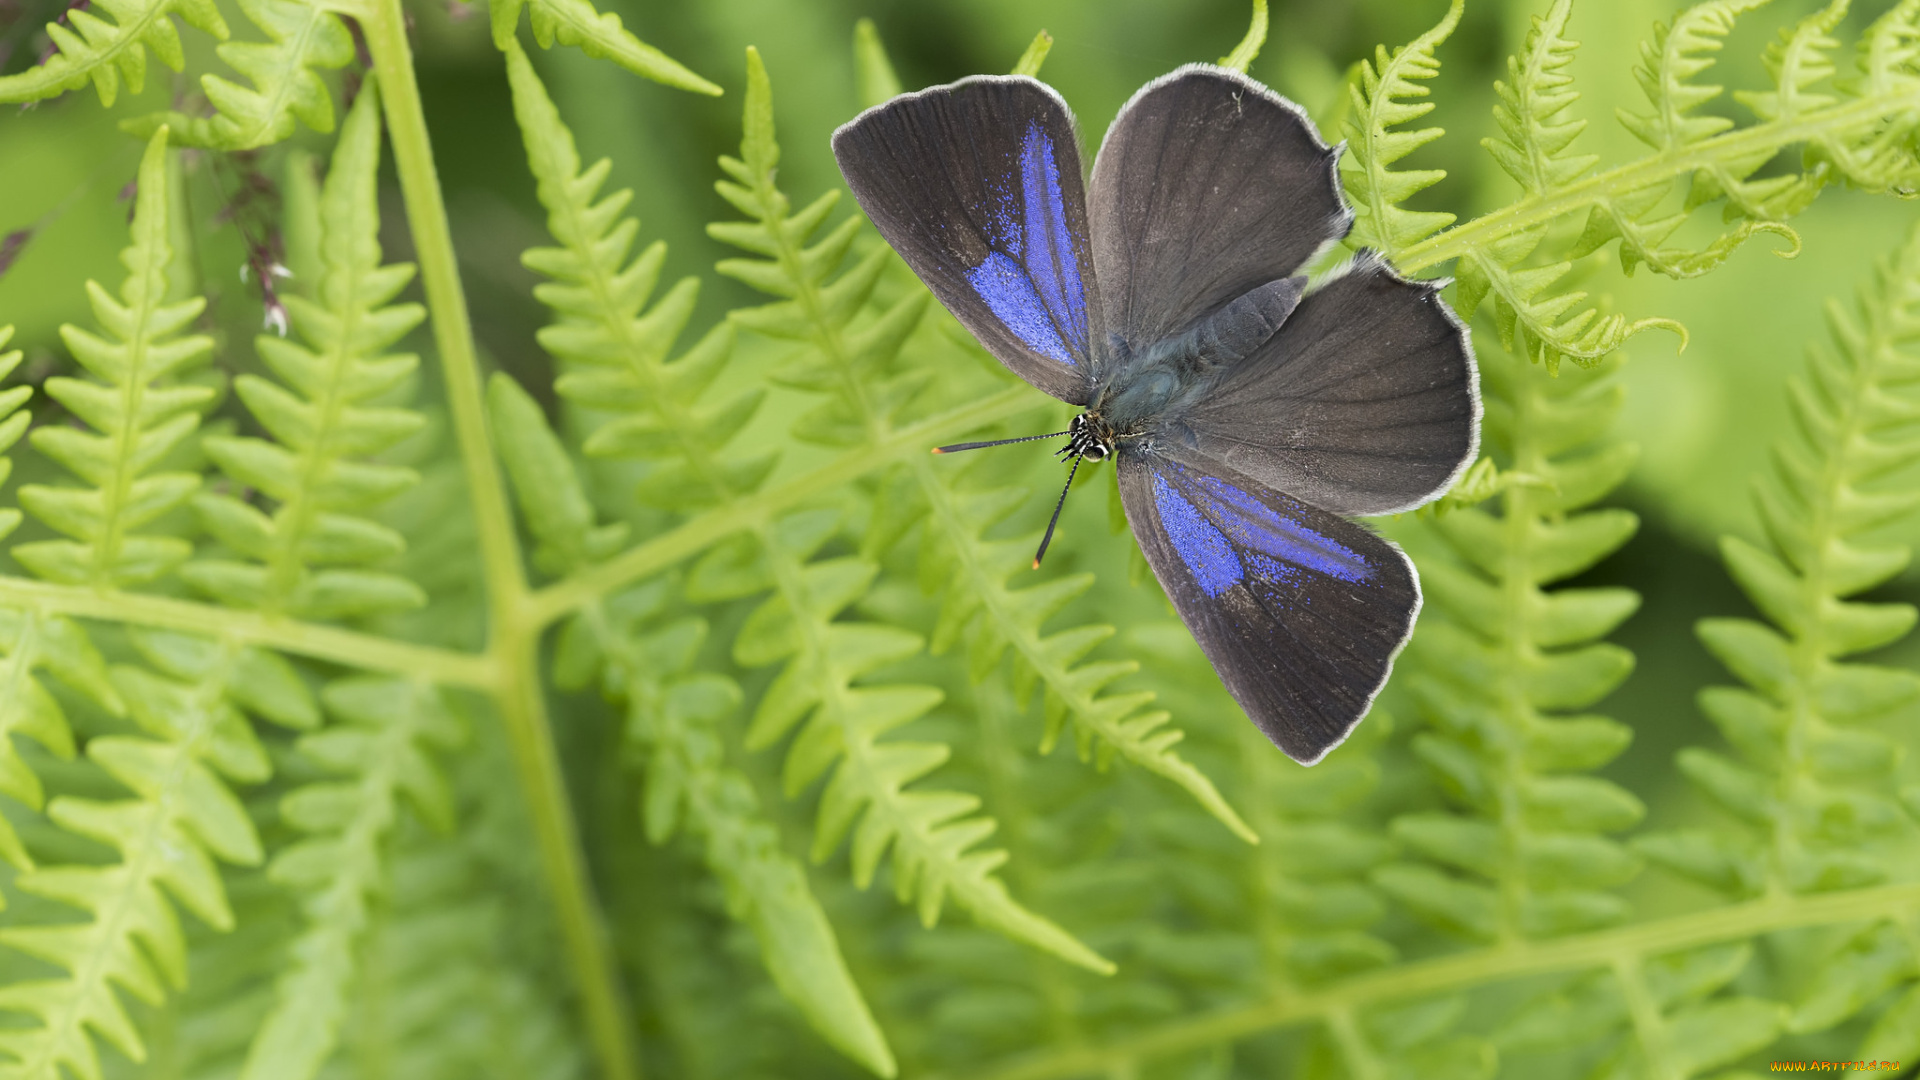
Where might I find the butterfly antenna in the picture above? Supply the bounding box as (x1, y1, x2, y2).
(1033, 454, 1082, 569)
(932, 430, 1069, 454)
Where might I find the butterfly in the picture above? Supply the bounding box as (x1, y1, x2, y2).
(831, 65, 1478, 764)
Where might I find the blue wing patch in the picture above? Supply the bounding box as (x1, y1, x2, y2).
(963, 122, 1090, 365)
(1150, 461, 1373, 598)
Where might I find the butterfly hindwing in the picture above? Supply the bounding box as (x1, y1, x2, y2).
(1117, 448, 1419, 763)
(1177, 254, 1479, 517)
(1087, 65, 1351, 353)
(832, 76, 1098, 404)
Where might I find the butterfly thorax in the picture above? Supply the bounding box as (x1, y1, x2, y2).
(1083, 273, 1310, 457)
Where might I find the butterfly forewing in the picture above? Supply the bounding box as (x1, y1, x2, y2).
(1178, 255, 1479, 517)
(1117, 449, 1419, 764)
(831, 76, 1098, 404)
(1088, 66, 1352, 352)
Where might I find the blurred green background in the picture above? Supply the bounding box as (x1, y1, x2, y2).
(1, 0, 1915, 969)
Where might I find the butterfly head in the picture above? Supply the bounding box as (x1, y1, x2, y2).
(1065, 412, 1115, 462)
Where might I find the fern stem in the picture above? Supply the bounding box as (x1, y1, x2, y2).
(1323, 1007, 1386, 1080)
(1396, 88, 1920, 275)
(358, 4, 635, 1078)
(497, 628, 639, 1080)
(1610, 954, 1681, 1080)
(955, 882, 1920, 1080)
(359, 0, 525, 610)
(0, 576, 494, 687)
(525, 384, 1036, 627)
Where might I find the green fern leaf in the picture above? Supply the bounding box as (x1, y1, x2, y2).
(0, 332, 86, 877)
(1393, 345, 1646, 941)
(327, 802, 586, 1080)
(491, 0, 719, 96)
(240, 677, 462, 1080)
(0, 328, 27, 545)
(504, 40, 761, 511)
(15, 128, 216, 589)
(1010, 30, 1053, 78)
(1485, 0, 1597, 198)
(1619, 0, 1770, 151)
(1218, 0, 1268, 73)
(0, 630, 303, 1080)
(1341, 0, 1461, 257)
(1643, 219, 1920, 904)
(502, 48, 898, 1072)
(1738, 0, 1851, 123)
(492, 374, 894, 1074)
(122, 0, 355, 150)
(1227, 699, 1398, 987)
(0, 609, 118, 875)
(0, 0, 229, 106)
(185, 81, 429, 621)
(852, 19, 903, 109)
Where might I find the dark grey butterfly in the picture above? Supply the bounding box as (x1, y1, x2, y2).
(831, 65, 1478, 764)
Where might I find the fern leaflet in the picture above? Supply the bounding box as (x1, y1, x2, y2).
(0, 631, 311, 1080)
(15, 129, 216, 588)
(123, 0, 355, 151)
(0, 0, 229, 106)
(490, 0, 719, 96)
(240, 677, 462, 1080)
(1342, 0, 1460, 257)
(185, 80, 429, 622)
(503, 43, 898, 1072)
(1640, 222, 1920, 900)
(1392, 344, 1645, 942)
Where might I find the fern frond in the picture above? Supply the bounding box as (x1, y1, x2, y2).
(15, 129, 216, 589)
(1230, 703, 1397, 987)
(0, 609, 116, 874)
(911, 455, 1255, 843)
(708, 52, 932, 444)
(0, 0, 229, 106)
(240, 677, 462, 1080)
(1485, 0, 1596, 199)
(324, 811, 586, 1080)
(185, 82, 429, 621)
(0, 630, 308, 1080)
(1341, 0, 1460, 257)
(502, 48, 897, 1072)
(490, 368, 895, 1075)
(1737, 0, 1851, 124)
(1218, 0, 1268, 74)
(1613, 0, 1822, 233)
(1640, 220, 1920, 908)
(504, 40, 760, 512)
(1393, 0, 1920, 372)
(853, 19, 902, 109)
(122, 0, 355, 151)
(1010, 30, 1053, 79)
(0, 328, 28, 545)
(1390, 347, 1646, 942)
(490, 0, 719, 96)
(1619, 0, 1769, 151)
